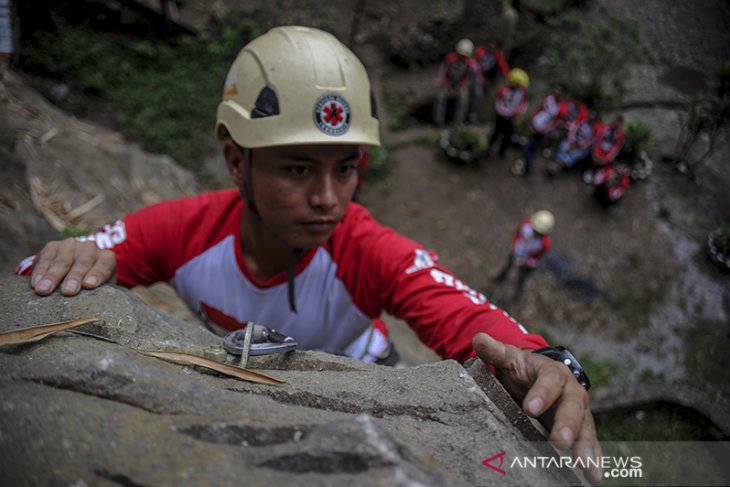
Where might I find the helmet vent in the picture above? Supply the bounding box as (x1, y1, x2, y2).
(251, 85, 280, 119)
(370, 91, 379, 120)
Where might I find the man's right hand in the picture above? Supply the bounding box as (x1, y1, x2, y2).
(30, 238, 117, 296)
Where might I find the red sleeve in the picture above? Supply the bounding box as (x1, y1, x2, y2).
(332, 205, 548, 363)
(497, 49, 510, 78)
(45, 190, 241, 288)
(511, 222, 526, 249)
(112, 190, 241, 287)
(439, 53, 458, 86)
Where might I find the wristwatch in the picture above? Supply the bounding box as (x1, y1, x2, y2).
(533, 346, 591, 391)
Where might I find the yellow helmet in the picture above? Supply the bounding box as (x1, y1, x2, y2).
(455, 38, 474, 57)
(216, 26, 381, 148)
(531, 210, 555, 235)
(507, 68, 530, 88)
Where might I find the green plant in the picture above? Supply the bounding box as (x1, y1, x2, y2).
(365, 145, 397, 180)
(673, 64, 730, 174)
(439, 124, 487, 166)
(20, 8, 261, 173)
(382, 91, 417, 131)
(622, 119, 653, 179)
(707, 224, 730, 271)
(623, 120, 652, 158)
(59, 226, 87, 238)
(542, 9, 652, 108)
(449, 125, 486, 151)
(710, 225, 730, 255)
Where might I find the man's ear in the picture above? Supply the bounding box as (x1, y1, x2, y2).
(224, 140, 246, 187)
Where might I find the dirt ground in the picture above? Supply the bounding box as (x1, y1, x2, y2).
(360, 130, 723, 342)
(356, 119, 729, 432)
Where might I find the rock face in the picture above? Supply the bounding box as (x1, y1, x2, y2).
(0, 67, 198, 273)
(0, 276, 584, 486)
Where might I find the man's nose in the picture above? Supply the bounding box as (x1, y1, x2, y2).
(309, 174, 337, 210)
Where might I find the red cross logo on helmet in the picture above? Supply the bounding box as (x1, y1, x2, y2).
(314, 94, 351, 136)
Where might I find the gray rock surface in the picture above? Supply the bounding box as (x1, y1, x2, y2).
(0, 66, 198, 273)
(0, 276, 585, 486)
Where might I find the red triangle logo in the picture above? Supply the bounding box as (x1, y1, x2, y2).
(482, 450, 507, 475)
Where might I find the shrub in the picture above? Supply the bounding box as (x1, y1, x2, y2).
(20, 7, 261, 173)
(542, 9, 653, 108)
(438, 124, 487, 166)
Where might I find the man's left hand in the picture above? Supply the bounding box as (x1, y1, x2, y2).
(473, 332, 603, 484)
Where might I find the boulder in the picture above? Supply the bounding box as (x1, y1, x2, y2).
(0, 276, 584, 486)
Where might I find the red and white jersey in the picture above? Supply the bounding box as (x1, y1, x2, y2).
(592, 123, 625, 165)
(439, 52, 477, 91)
(511, 220, 552, 267)
(473, 45, 509, 83)
(16, 190, 547, 362)
(495, 85, 528, 118)
(566, 119, 599, 151)
(529, 94, 562, 134)
(594, 164, 630, 202)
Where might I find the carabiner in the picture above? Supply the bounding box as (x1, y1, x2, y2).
(223, 325, 298, 357)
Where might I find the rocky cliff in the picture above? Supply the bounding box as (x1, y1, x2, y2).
(0, 276, 584, 486)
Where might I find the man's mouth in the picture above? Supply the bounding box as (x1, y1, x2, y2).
(302, 219, 337, 234)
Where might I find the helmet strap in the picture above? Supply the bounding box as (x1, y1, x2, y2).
(240, 147, 261, 220)
(287, 248, 303, 313)
(238, 145, 301, 313)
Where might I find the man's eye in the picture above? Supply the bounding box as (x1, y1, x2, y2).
(337, 163, 357, 176)
(288, 166, 309, 176)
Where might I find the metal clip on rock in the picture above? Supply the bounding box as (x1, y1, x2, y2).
(223, 322, 297, 369)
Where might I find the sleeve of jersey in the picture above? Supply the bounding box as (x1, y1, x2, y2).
(111, 198, 203, 287)
(340, 209, 548, 363)
(497, 52, 510, 78)
(108, 205, 171, 287)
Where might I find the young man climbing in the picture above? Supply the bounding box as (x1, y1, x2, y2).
(16, 26, 601, 482)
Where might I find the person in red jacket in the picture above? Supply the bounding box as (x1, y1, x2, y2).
(593, 163, 631, 206)
(515, 83, 565, 176)
(558, 97, 589, 132)
(16, 27, 601, 480)
(487, 68, 529, 158)
(492, 210, 554, 303)
(468, 43, 510, 123)
(548, 110, 600, 174)
(585, 114, 625, 183)
(433, 38, 477, 126)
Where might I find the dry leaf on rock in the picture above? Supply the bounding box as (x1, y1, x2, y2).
(142, 351, 285, 386)
(0, 318, 99, 347)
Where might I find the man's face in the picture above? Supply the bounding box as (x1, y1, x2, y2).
(245, 144, 361, 249)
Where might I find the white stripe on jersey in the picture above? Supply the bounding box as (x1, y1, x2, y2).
(171, 235, 372, 355)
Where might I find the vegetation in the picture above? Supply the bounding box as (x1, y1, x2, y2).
(20, 5, 260, 172)
(541, 8, 653, 108)
(708, 224, 730, 256)
(364, 145, 398, 181)
(595, 402, 726, 441)
(622, 119, 653, 179)
(439, 124, 487, 166)
(673, 64, 730, 176)
(382, 91, 418, 131)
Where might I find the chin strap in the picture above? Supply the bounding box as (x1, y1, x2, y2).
(287, 248, 303, 313)
(239, 145, 301, 313)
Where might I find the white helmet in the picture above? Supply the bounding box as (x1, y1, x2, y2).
(531, 210, 555, 235)
(455, 38, 474, 57)
(216, 26, 381, 148)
